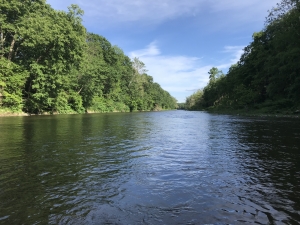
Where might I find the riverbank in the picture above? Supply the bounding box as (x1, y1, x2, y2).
(0, 110, 29, 117)
(203, 107, 300, 118)
(0, 108, 173, 117)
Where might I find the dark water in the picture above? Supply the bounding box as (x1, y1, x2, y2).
(0, 111, 299, 225)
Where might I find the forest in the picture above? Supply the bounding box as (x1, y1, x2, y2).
(0, 0, 177, 114)
(185, 0, 300, 114)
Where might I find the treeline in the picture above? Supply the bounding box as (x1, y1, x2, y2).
(0, 0, 177, 114)
(186, 0, 300, 113)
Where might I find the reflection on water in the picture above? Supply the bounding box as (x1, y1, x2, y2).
(0, 111, 299, 224)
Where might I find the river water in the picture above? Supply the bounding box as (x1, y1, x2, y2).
(0, 111, 299, 224)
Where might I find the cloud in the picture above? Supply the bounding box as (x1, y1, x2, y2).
(224, 46, 245, 61)
(218, 45, 245, 69)
(130, 42, 160, 57)
(47, 0, 278, 28)
(129, 42, 207, 84)
(47, 0, 202, 26)
(45, 0, 277, 102)
(78, 0, 201, 24)
(129, 42, 242, 102)
(209, 0, 277, 16)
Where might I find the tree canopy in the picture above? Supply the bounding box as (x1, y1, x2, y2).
(0, 0, 177, 113)
(185, 0, 300, 114)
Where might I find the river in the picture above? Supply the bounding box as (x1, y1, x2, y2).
(0, 111, 299, 224)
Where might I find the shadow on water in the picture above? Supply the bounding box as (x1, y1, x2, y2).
(0, 113, 146, 224)
(230, 116, 300, 224)
(0, 111, 299, 224)
(206, 115, 300, 224)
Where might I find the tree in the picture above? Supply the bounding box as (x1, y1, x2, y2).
(0, 1, 87, 113)
(208, 67, 223, 83)
(132, 57, 148, 74)
(186, 0, 300, 112)
(0, 1, 177, 114)
(0, 58, 28, 111)
(185, 89, 204, 110)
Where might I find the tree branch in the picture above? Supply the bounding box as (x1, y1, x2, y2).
(7, 37, 15, 61)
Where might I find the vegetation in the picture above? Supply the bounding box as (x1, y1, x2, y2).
(0, 0, 177, 115)
(185, 0, 300, 114)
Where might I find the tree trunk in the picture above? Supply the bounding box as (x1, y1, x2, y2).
(8, 38, 15, 61)
(77, 85, 84, 94)
(0, 30, 4, 58)
(0, 28, 6, 57)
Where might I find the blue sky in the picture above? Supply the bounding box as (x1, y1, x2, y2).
(47, 0, 279, 102)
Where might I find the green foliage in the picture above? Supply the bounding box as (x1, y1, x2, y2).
(201, 68, 225, 107)
(0, 58, 28, 111)
(185, 89, 204, 110)
(186, 0, 300, 113)
(88, 96, 129, 113)
(89, 96, 109, 112)
(0, 1, 177, 115)
(232, 84, 259, 108)
(114, 102, 130, 112)
(52, 91, 84, 114)
(177, 103, 186, 109)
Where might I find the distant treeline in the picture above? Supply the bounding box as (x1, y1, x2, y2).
(0, 0, 177, 114)
(186, 0, 300, 114)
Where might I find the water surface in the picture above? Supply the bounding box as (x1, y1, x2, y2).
(0, 111, 299, 224)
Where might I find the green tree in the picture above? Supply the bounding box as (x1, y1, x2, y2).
(0, 58, 28, 111)
(185, 89, 204, 110)
(0, 1, 87, 113)
(0, 1, 177, 114)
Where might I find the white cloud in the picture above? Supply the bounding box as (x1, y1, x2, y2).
(210, 0, 277, 16)
(45, 0, 277, 102)
(130, 42, 160, 57)
(47, 0, 278, 27)
(224, 46, 245, 62)
(47, 0, 202, 26)
(218, 45, 245, 69)
(129, 43, 243, 102)
(77, 0, 201, 24)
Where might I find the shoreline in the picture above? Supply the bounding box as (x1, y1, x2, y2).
(0, 112, 30, 117)
(1, 108, 299, 118)
(0, 109, 175, 118)
(203, 108, 300, 118)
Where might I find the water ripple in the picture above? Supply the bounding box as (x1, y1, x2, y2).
(0, 112, 300, 224)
